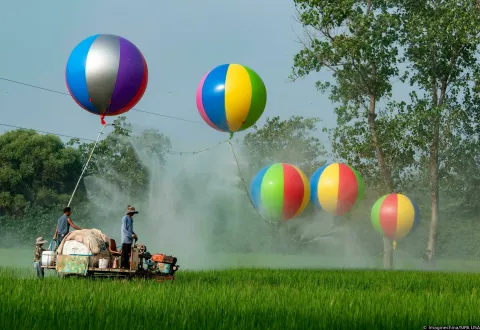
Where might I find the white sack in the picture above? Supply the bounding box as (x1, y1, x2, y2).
(62, 240, 93, 255)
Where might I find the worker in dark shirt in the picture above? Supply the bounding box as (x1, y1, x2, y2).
(54, 207, 81, 249)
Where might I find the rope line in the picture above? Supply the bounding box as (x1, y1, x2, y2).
(373, 245, 394, 257)
(0, 123, 96, 142)
(67, 124, 108, 207)
(291, 223, 337, 244)
(292, 223, 396, 257)
(0, 77, 202, 124)
(0, 122, 229, 157)
(227, 140, 279, 226)
(167, 139, 229, 155)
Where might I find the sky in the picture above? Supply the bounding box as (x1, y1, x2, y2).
(0, 0, 336, 152)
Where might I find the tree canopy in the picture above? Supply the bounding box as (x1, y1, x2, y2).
(0, 130, 83, 217)
(243, 115, 327, 176)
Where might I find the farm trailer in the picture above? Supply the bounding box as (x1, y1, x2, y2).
(42, 239, 180, 282)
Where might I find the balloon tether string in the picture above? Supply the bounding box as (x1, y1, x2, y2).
(227, 140, 278, 227)
(67, 122, 107, 207)
(291, 223, 337, 244)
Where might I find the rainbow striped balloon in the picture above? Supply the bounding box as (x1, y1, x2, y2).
(196, 64, 267, 133)
(66, 34, 148, 117)
(310, 163, 364, 216)
(250, 163, 310, 222)
(371, 193, 420, 241)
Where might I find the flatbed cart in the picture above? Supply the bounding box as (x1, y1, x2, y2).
(41, 239, 179, 282)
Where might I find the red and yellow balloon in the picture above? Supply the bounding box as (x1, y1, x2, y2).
(371, 193, 420, 249)
(309, 163, 365, 216)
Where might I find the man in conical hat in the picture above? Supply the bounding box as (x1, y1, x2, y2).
(34, 237, 48, 279)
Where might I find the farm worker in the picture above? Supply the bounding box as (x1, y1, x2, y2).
(54, 206, 81, 248)
(121, 206, 139, 269)
(33, 237, 48, 279)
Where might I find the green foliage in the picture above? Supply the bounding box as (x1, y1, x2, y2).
(327, 102, 418, 196)
(0, 201, 93, 247)
(399, 0, 480, 92)
(290, 0, 480, 262)
(0, 130, 83, 217)
(243, 115, 327, 176)
(69, 116, 172, 199)
(2, 268, 480, 329)
(291, 0, 400, 101)
(291, 0, 402, 195)
(397, 0, 480, 213)
(0, 117, 172, 246)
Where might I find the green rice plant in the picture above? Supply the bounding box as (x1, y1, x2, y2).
(1, 267, 480, 329)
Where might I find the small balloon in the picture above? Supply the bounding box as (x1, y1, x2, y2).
(371, 193, 420, 241)
(196, 64, 267, 133)
(310, 163, 364, 216)
(250, 163, 310, 222)
(66, 34, 148, 119)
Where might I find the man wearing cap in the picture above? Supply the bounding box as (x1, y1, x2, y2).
(121, 206, 139, 269)
(54, 207, 82, 249)
(34, 237, 48, 279)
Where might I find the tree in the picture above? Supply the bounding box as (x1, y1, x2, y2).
(0, 130, 83, 217)
(243, 115, 327, 176)
(290, 0, 401, 268)
(69, 116, 172, 200)
(398, 0, 480, 264)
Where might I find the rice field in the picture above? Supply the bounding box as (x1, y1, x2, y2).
(1, 266, 480, 329)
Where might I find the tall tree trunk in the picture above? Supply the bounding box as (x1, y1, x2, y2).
(368, 93, 394, 269)
(426, 79, 446, 266)
(427, 123, 439, 266)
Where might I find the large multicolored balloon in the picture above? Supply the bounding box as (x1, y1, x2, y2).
(310, 163, 364, 216)
(371, 193, 420, 242)
(250, 163, 309, 222)
(196, 64, 267, 133)
(66, 34, 148, 119)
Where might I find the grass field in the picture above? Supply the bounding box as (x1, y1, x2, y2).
(1, 265, 480, 329)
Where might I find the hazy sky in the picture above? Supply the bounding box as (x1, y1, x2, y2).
(0, 0, 338, 151)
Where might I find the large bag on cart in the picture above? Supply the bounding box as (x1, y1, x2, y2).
(57, 229, 110, 255)
(57, 228, 111, 268)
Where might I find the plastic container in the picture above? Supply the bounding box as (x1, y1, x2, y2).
(98, 258, 109, 269)
(41, 251, 55, 267)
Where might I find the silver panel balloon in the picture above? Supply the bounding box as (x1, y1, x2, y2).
(85, 34, 120, 113)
